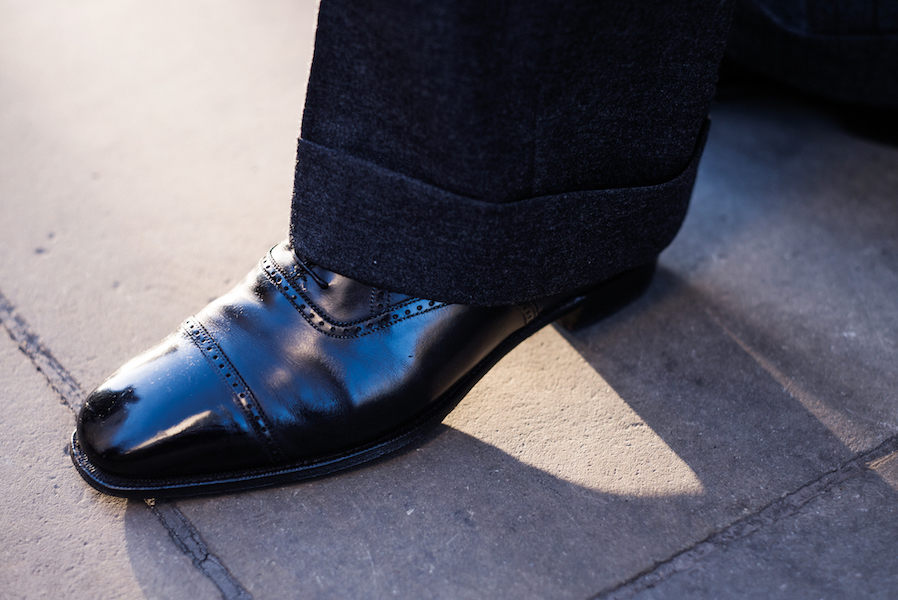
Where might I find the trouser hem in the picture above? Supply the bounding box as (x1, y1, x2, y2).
(290, 121, 709, 305)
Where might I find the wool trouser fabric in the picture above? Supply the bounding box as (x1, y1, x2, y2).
(290, 1, 733, 305)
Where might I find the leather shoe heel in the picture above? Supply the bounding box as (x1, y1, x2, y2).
(558, 261, 656, 331)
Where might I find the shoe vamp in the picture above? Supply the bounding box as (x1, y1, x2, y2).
(198, 269, 525, 462)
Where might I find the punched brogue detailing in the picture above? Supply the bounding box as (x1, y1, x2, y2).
(182, 317, 281, 461)
(260, 249, 449, 338)
(369, 287, 394, 317)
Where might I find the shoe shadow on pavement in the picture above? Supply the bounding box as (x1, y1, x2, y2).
(122, 267, 898, 599)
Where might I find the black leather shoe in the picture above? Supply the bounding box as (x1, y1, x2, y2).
(71, 241, 655, 498)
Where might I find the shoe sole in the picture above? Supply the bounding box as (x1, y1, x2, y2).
(70, 262, 656, 499)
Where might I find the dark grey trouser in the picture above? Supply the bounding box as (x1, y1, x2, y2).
(290, 1, 734, 305)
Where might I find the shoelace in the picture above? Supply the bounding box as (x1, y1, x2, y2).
(291, 250, 330, 290)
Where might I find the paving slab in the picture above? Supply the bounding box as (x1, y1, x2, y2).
(1, 0, 897, 598)
(0, 0, 318, 391)
(0, 331, 217, 599)
(631, 447, 898, 600)
(665, 92, 898, 453)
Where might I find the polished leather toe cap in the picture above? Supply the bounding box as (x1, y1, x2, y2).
(76, 329, 276, 479)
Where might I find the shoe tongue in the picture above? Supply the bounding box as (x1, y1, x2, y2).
(274, 242, 413, 323)
(311, 270, 411, 322)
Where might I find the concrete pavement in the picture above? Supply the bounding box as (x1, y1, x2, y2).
(2, 1, 897, 598)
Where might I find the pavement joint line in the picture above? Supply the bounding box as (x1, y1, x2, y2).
(147, 499, 252, 600)
(0, 288, 84, 411)
(590, 433, 898, 600)
(0, 286, 253, 600)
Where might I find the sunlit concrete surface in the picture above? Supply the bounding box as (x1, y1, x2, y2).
(2, 1, 897, 599)
(445, 326, 706, 497)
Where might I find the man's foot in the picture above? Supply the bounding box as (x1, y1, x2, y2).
(71, 241, 655, 498)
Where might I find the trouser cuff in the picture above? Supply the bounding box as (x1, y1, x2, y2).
(290, 121, 709, 305)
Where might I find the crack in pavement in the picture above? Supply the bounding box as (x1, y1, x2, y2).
(591, 433, 898, 600)
(0, 288, 252, 600)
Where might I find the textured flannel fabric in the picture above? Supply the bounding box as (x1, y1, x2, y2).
(290, 0, 733, 305)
